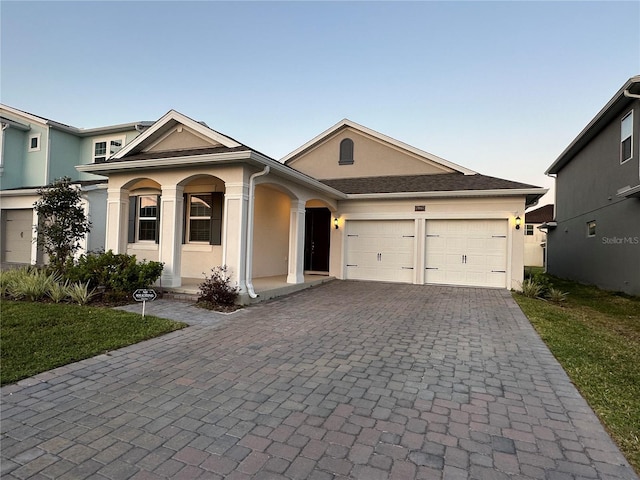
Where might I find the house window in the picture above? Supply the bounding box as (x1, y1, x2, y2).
(587, 220, 596, 238)
(525, 224, 534, 236)
(621, 111, 633, 163)
(128, 195, 160, 243)
(94, 137, 124, 163)
(185, 192, 223, 245)
(28, 134, 41, 152)
(339, 138, 354, 165)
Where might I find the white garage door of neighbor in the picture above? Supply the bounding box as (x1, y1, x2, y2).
(346, 220, 415, 283)
(425, 219, 508, 288)
(2, 209, 34, 264)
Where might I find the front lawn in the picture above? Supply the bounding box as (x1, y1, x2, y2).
(1, 301, 186, 385)
(514, 277, 640, 473)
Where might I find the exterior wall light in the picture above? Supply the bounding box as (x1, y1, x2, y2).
(515, 216, 521, 230)
(334, 218, 339, 229)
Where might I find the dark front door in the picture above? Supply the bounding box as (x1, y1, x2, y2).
(304, 208, 331, 272)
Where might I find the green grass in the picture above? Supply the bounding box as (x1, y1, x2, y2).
(0, 300, 186, 385)
(514, 277, 640, 473)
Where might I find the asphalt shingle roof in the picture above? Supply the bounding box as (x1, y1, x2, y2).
(319, 173, 538, 194)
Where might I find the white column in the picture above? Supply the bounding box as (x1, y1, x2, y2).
(159, 185, 184, 288)
(76, 194, 90, 260)
(287, 200, 306, 284)
(222, 182, 249, 293)
(105, 188, 129, 254)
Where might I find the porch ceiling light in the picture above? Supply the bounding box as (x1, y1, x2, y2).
(515, 216, 521, 230)
(334, 218, 339, 229)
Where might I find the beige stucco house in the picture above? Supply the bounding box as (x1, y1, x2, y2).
(78, 111, 546, 303)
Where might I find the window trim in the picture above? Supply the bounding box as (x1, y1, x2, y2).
(28, 133, 41, 152)
(93, 136, 125, 163)
(586, 220, 596, 238)
(621, 110, 633, 164)
(128, 194, 160, 244)
(184, 192, 223, 245)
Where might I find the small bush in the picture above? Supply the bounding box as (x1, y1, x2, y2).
(48, 280, 70, 303)
(547, 287, 568, 303)
(520, 278, 544, 298)
(7, 269, 61, 302)
(67, 281, 97, 305)
(0, 268, 30, 298)
(65, 250, 163, 298)
(198, 265, 239, 307)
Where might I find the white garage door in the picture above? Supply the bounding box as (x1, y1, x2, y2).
(346, 220, 415, 283)
(2, 209, 34, 264)
(425, 219, 507, 288)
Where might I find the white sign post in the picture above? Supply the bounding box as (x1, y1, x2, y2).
(133, 289, 157, 317)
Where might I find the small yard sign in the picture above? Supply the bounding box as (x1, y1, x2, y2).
(133, 289, 157, 317)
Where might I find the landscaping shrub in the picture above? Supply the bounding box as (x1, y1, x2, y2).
(198, 265, 239, 308)
(546, 287, 568, 303)
(65, 250, 163, 300)
(520, 278, 544, 298)
(6, 268, 61, 302)
(67, 281, 97, 305)
(47, 280, 70, 303)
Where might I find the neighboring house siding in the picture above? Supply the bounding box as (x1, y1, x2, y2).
(2, 126, 27, 189)
(548, 100, 640, 296)
(22, 125, 48, 188)
(77, 130, 140, 181)
(48, 129, 81, 182)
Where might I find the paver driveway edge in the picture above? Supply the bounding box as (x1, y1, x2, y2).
(1, 281, 637, 480)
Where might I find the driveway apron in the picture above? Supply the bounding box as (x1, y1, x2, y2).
(1, 281, 637, 480)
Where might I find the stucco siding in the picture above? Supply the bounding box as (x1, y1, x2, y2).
(49, 129, 81, 182)
(2, 127, 27, 189)
(252, 185, 290, 278)
(289, 128, 454, 180)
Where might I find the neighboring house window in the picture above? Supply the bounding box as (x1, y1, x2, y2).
(28, 133, 41, 152)
(185, 192, 223, 245)
(525, 224, 534, 236)
(94, 137, 124, 163)
(128, 195, 160, 243)
(339, 138, 354, 165)
(621, 111, 633, 163)
(587, 220, 596, 237)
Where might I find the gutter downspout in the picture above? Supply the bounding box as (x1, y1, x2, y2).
(245, 165, 270, 298)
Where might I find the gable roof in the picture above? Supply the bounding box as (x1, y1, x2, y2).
(282, 119, 477, 176)
(546, 75, 640, 175)
(525, 204, 554, 223)
(111, 110, 242, 160)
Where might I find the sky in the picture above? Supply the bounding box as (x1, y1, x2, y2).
(2, 1, 639, 207)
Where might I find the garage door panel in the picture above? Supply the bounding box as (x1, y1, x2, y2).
(2, 209, 34, 264)
(425, 220, 507, 288)
(346, 220, 415, 283)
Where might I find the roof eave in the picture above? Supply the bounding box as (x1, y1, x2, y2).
(76, 151, 347, 200)
(345, 187, 547, 204)
(546, 75, 640, 175)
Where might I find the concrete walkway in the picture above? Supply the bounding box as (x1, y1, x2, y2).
(1, 281, 637, 479)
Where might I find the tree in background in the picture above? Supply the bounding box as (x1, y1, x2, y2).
(34, 177, 91, 273)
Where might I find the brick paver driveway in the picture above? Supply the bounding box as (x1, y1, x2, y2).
(2, 281, 637, 480)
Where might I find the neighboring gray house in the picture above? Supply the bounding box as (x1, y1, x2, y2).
(545, 76, 640, 296)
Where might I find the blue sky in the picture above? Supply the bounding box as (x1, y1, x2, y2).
(2, 1, 639, 205)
